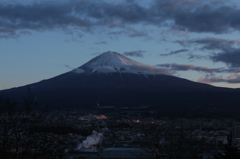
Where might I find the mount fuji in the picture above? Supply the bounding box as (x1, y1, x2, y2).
(75, 51, 169, 75)
(1, 51, 240, 116)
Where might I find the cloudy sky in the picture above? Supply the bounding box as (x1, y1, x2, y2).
(2, 0, 240, 89)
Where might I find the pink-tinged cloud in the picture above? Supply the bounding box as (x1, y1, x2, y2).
(198, 73, 240, 84)
(157, 63, 215, 73)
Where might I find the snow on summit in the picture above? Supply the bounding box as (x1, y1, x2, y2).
(74, 51, 171, 75)
(80, 51, 142, 71)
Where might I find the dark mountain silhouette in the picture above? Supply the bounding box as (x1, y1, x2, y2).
(1, 51, 240, 116)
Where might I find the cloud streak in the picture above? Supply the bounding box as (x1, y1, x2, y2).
(160, 49, 188, 56)
(0, 28, 31, 38)
(157, 62, 240, 85)
(157, 63, 240, 74)
(123, 50, 145, 57)
(199, 74, 240, 84)
(95, 41, 107, 45)
(192, 38, 239, 50)
(158, 63, 216, 73)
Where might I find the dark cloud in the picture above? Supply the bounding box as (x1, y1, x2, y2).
(160, 49, 188, 56)
(0, 0, 150, 34)
(123, 50, 145, 57)
(126, 27, 149, 38)
(192, 38, 238, 50)
(198, 74, 240, 84)
(107, 27, 149, 39)
(2, 0, 240, 38)
(188, 37, 240, 67)
(211, 48, 240, 67)
(152, 0, 240, 33)
(0, 28, 18, 38)
(95, 41, 107, 45)
(187, 54, 207, 60)
(64, 64, 74, 70)
(0, 28, 31, 38)
(175, 40, 189, 47)
(108, 31, 125, 35)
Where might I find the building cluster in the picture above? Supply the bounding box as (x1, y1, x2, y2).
(1, 109, 240, 158)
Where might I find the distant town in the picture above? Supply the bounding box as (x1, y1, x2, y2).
(1, 100, 240, 159)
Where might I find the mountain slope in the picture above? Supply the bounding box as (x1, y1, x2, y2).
(1, 51, 240, 115)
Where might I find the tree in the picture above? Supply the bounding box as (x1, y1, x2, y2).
(23, 87, 38, 114)
(0, 96, 49, 159)
(215, 131, 240, 159)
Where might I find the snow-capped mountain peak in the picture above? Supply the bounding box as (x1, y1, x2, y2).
(80, 51, 142, 71)
(74, 51, 169, 75)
